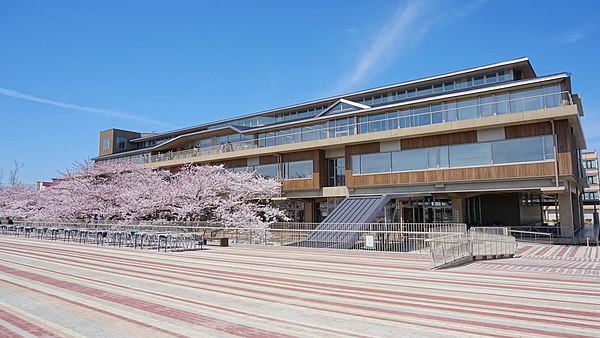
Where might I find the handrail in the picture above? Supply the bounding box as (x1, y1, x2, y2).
(100, 91, 571, 165)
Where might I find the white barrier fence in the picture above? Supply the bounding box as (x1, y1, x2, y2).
(427, 226, 518, 269)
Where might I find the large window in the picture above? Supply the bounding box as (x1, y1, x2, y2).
(588, 176, 598, 185)
(284, 160, 313, 179)
(493, 137, 545, 164)
(116, 137, 127, 149)
(449, 143, 492, 167)
(231, 160, 313, 180)
(352, 135, 554, 175)
(392, 148, 428, 171)
(360, 153, 391, 174)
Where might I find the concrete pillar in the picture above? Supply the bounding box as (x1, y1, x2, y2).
(451, 198, 465, 223)
(558, 193, 574, 239)
(303, 201, 314, 223)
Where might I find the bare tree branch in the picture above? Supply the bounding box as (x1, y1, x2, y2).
(9, 160, 24, 187)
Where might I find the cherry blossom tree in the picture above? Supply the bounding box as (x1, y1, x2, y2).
(0, 161, 286, 228)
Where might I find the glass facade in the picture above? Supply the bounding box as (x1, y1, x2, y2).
(357, 70, 513, 107)
(230, 160, 313, 180)
(352, 135, 555, 175)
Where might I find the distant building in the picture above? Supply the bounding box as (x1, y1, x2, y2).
(582, 150, 599, 225)
(35, 178, 59, 191)
(93, 57, 588, 243)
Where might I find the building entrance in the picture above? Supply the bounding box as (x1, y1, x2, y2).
(397, 197, 453, 223)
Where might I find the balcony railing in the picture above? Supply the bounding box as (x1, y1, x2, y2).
(101, 91, 572, 166)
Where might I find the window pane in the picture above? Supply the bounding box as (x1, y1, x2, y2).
(352, 155, 361, 175)
(392, 149, 428, 171)
(485, 73, 497, 83)
(473, 76, 484, 86)
(439, 146, 449, 167)
(387, 111, 398, 130)
(285, 160, 313, 179)
(431, 104, 443, 124)
(399, 109, 411, 128)
(368, 113, 387, 132)
(255, 164, 278, 179)
(417, 86, 433, 96)
(412, 105, 431, 126)
(360, 153, 391, 174)
(449, 143, 492, 167)
(544, 84, 561, 108)
(444, 101, 457, 122)
(457, 98, 478, 120)
(428, 148, 438, 168)
(455, 79, 468, 89)
(358, 116, 368, 134)
(493, 137, 544, 164)
(495, 93, 509, 115)
(543, 135, 555, 160)
(480, 95, 494, 117)
(200, 138, 212, 147)
(444, 81, 455, 91)
(510, 87, 543, 112)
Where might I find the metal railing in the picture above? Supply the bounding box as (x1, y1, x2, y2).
(0, 221, 203, 252)
(427, 226, 518, 268)
(7, 220, 467, 253)
(508, 229, 554, 244)
(101, 91, 572, 165)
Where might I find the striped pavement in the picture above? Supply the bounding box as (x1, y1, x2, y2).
(0, 236, 599, 337)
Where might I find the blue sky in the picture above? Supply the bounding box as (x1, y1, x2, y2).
(0, 0, 599, 184)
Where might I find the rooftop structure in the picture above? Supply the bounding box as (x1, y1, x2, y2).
(95, 57, 589, 243)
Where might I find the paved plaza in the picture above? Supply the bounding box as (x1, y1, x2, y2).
(0, 236, 599, 337)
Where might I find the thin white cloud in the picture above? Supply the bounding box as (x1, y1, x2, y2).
(0, 85, 174, 128)
(559, 25, 597, 43)
(335, 0, 484, 92)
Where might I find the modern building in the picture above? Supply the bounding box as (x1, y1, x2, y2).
(581, 150, 599, 225)
(93, 57, 588, 243)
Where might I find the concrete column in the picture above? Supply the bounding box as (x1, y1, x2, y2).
(558, 193, 574, 239)
(303, 201, 314, 223)
(451, 198, 465, 223)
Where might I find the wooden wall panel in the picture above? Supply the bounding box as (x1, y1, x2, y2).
(400, 131, 477, 150)
(283, 178, 316, 190)
(555, 120, 572, 153)
(346, 143, 380, 156)
(219, 158, 248, 168)
(558, 153, 573, 176)
(504, 122, 552, 139)
(348, 162, 556, 187)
